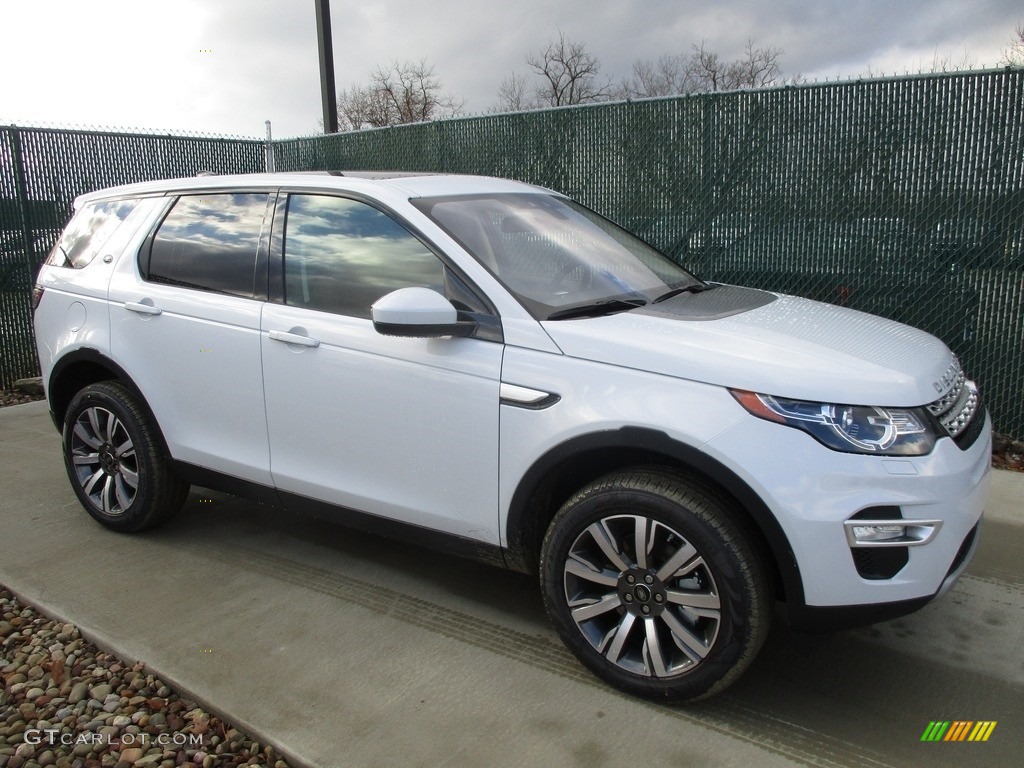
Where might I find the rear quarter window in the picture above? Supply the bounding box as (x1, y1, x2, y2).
(47, 198, 141, 269)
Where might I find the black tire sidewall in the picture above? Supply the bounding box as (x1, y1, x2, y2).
(63, 383, 160, 532)
(540, 473, 766, 702)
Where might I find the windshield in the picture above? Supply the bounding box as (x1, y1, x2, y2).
(412, 193, 701, 319)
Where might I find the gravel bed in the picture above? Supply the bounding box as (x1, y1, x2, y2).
(992, 432, 1024, 471)
(0, 588, 293, 768)
(0, 389, 44, 409)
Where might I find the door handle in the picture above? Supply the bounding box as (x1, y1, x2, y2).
(124, 301, 162, 316)
(268, 330, 320, 348)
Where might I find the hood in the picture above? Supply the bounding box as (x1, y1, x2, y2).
(541, 286, 955, 406)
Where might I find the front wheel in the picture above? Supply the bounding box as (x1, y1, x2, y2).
(540, 469, 770, 702)
(63, 381, 189, 532)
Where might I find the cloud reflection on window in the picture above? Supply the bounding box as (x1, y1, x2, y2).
(284, 195, 444, 319)
(149, 194, 267, 297)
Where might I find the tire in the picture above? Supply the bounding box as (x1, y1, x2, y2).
(540, 469, 770, 702)
(62, 381, 189, 532)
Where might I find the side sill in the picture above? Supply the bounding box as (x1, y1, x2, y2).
(277, 490, 511, 572)
(171, 461, 282, 507)
(170, 461, 512, 573)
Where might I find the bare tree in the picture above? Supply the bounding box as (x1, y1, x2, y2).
(1001, 23, 1024, 66)
(495, 71, 531, 112)
(620, 39, 791, 99)
(928, 47, 977, 72)
(617, 55, 692, 98)
(336, 59, 463, 131)
(529, 31, 612, 106)
(497, 32, 611, 110)
(728, 39, 786, 89)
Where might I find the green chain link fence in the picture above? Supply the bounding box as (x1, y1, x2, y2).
(275, 69, 1024, 438)
(2, 69, 1022, 437)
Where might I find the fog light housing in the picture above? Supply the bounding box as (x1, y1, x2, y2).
(850, 524, 906, 542)
(844, 518, 943, 547)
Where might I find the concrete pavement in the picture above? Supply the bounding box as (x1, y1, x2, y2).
(2, 400, 1022, 768)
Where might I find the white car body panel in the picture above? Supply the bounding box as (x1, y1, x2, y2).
(542, 295, 954, 407)
(105, 199, 272, 485)
(35, 171, 992, 622)
(34, 198, 164, 392)
(261, 302, 503, 542)
(701, 411, 991, 605)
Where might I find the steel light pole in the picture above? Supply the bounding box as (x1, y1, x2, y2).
(315, 0, 338, 133)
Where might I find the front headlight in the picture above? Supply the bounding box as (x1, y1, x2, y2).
(730, 390, 938, 456)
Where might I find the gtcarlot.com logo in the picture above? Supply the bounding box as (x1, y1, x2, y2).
(920, 721, 997, 742)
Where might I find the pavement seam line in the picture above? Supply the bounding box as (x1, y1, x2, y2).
(210, 542, 899, 768)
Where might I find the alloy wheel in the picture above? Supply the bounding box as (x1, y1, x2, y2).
(563, 514, 722, 678)
(69, 405, 139, 516)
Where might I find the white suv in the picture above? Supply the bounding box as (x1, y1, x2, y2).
(33, 172, 990, 701)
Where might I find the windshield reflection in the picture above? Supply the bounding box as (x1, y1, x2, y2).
(413, 194, 700, 319)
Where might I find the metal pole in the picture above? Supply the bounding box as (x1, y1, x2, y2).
(315, 0, 339, 134)
(265, 120, 275, 172)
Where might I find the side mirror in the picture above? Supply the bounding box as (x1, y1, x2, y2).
(371, 287, 476, 338)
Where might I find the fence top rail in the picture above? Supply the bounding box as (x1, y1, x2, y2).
(0, 123, 261, 142)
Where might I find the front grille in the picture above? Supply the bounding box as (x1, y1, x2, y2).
(926, 359, 981, 444)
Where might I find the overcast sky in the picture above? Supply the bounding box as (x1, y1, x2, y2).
(1, 0, 1020, 139)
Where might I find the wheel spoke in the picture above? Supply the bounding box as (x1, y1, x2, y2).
(86, 408, 104, 443)
(644, 618, 670, 677)
(119, 465, 139, 490)
(72, 451, 100, 466)
(101, 475, 117, 515)
(585, 520, 630, 572)
(603, 612, 637, 663)
(566, 554, 619, 587)
(633, 516, 653, 570)
(570, 592, 622, 622)
(82, 468, 106, 496)
(114, 474, 133, 510)
(73, 421, 102, 450)
(115, 438, 133, 456)
(666, 588, 721, 613)
(655, 541, 699, 582)
(104, 411, 118, 444)
(660, 608, 712, 661)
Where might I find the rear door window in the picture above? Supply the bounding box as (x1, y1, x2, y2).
(145, 193, 270, 297)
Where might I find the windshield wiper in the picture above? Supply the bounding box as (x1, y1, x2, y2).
(546, 297, 647, 321)
(652, 282, 715, 304)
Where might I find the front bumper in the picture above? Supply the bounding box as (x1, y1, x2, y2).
(785, 515, 982, 632)
(703, 410, 991, 620)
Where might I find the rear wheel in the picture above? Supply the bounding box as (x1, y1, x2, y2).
(63, 381, 189, 532)
(540, 469, 770, 701)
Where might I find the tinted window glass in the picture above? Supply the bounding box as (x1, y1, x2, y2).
(148, 193, 268, 297)
(284, 195, 444, 318)
(414, 193, 700, 319)
(47, 199, 140, 269)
